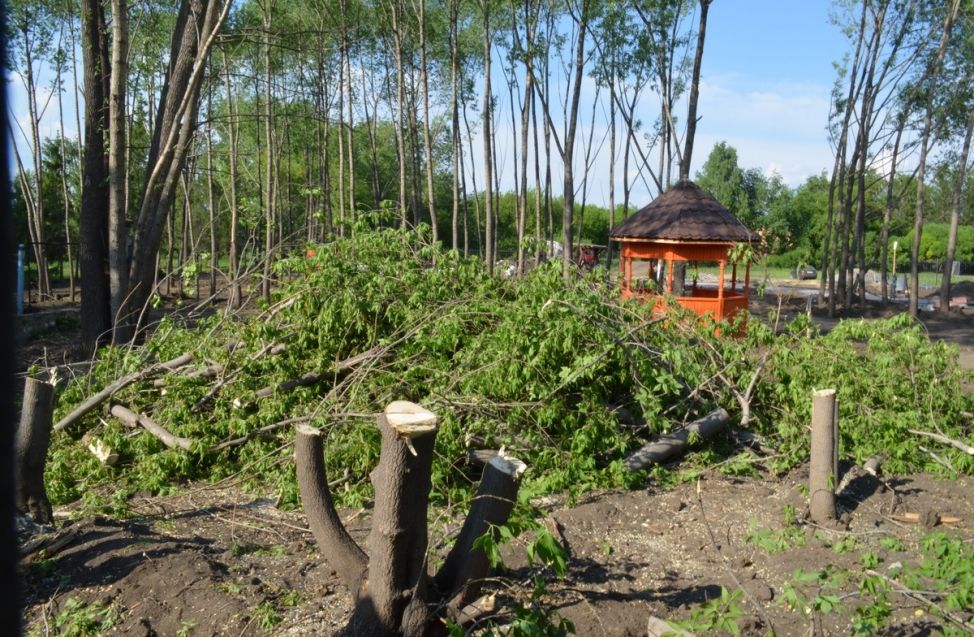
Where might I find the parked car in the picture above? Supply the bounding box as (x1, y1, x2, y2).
(792, 265, 817, 280)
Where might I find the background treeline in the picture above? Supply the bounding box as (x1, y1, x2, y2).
(7, 0, 974, 348)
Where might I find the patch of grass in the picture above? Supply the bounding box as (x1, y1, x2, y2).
(252, 602, 282, 632)
(46, 597, 124, 637)
(745, 518, 805, 554)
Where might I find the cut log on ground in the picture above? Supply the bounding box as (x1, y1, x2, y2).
(295, 401, 527, 637)
(624, 409, 729, 471)
(110, 404, 194, 451)
(890, 511, 961, 527)
(54, 353, 193, 432)
(16, 376, 56, 524)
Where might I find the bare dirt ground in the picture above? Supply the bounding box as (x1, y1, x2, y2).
(20, 471, 974, 636)
(16, 284, 974, 636)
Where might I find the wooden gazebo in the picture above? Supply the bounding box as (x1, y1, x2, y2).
(610, 180, 754, 323)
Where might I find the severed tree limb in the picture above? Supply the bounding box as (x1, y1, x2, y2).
(909, 429, 974, 455)
(110, 404, 193, 451)
(434, 454, 527, 617)
(153, 363, 222, 387)
(212, 416, 313, 452)
(54, 353, 193, 432)
(253, 346, 384, 400)
(624, 409, 729, 471)
(294, 424, 368, 595)
(864, 569, 974, 634)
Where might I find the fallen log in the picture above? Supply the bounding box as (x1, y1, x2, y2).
(110, 404, 194, 452)
(624, 409, 729, 471)
(54, 353, 193, 432)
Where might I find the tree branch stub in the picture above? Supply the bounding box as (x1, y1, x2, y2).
(294, 424, 368, 596)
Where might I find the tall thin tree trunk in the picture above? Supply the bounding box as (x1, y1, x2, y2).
(79, 0, 111, 352)
(561, 0, 591, 283)
(108, 0, 130, 341)
(940, 105, 974, 313)
(222, 51, 242, 308)
(910, 0, 960, 317)
(880, 115, 904, 303)
(415, 0, 437, 242)
(449, 0, 460, 250)
(262, 1, 275, 303)
(206, 84, 217, 295)
(481, 1, 494, 273)
(678, 0, 711, 182)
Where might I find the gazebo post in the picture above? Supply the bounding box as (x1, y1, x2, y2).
(666, 259, 674, 294)
(718, 260, 725, 300)
(731, 262, 738, 292)
(620, 250, 627, 291)
(744, 262, 751, 293)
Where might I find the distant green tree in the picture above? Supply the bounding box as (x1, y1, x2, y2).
(695, 141, 755, 226)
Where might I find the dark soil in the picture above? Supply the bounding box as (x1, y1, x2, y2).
(16, 285, 974, 636)
(20, 471, 974, 636)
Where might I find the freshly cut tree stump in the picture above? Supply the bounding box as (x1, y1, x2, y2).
(624, 408, 729, 471)
(809, 389, 838, 523)
(16, 377, 56, 524)
(295, 401, 527, 637)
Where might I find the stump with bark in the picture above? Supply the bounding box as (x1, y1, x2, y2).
(16, 376, 56, 524)
(809, 388, 838, 524)
(295, 401, 526, 636)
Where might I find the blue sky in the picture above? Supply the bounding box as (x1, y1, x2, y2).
(484, 0, 852, 208)
(692, 0, 848, 184)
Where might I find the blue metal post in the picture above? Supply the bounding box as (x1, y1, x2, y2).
(16, 244, 26, 315)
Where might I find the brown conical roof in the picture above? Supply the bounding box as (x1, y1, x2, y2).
(610, 180, 753, 243)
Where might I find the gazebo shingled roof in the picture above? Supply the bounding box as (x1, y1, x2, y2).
(609, 180, 753, 243)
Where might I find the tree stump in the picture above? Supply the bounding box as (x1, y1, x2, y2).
(809, 389, 838, 523)
(295, 401, 526, 636)
(16, 376, 56, 524)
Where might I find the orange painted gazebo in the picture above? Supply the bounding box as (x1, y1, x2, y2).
(610, 180, 754, 323)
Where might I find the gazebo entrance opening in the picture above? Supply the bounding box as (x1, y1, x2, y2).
(618, 240, 750, 324)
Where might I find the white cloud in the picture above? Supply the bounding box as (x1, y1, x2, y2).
(691, 74, 835, 184)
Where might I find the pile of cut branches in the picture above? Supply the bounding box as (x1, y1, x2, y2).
(45, 222, 974, 513)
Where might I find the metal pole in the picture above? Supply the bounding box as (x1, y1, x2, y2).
(16, 244, 25, 316)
